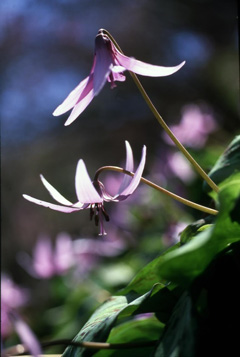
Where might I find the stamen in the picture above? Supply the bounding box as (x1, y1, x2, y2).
(89, 203, 110, 234)
(90, 206, 94, 221)
(101, 205, 110, 222)
(108, 72, 117, 89)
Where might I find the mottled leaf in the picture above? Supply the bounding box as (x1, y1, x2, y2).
(63, 284, 162, 357)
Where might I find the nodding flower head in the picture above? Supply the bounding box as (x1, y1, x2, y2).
(23, 141, 146, 235)
(53, 29, 185, 125)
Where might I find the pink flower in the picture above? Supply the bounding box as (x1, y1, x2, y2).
(53, 29, 185, 125)
(1, 275, 41, 356)
(167, 152, 196, 183)
(23, 141, 146, 235)
(1, 275, 29, 339)
(17, 233, 75, 279)
(163, 104, 218, 149)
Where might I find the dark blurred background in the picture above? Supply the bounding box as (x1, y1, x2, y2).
(1, 0, 239, 279)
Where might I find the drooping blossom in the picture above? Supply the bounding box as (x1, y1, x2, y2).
(23, 141, 146, 235)
(53, 29, 185, 125)
(17, 233, 75, 279)
(1, 275, 41, 356)
(163, 104, 218, 149)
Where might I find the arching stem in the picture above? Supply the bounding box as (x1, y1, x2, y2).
(94, 166, 218, 216)
(102, 29, 219, 194)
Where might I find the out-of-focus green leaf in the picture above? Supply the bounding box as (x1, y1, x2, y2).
(155, 172, 240, 286)
(203, 135, 240, 192)
(118, 244, 179, 296)
(63, 284, 162, 357)
(154, 292, 195, 357)
(95, 316, 164, 357)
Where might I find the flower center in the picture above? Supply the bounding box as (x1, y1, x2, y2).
(90, 203, 110, 236)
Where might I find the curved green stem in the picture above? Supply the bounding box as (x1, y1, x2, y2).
(102, 29, 219, 194)
(95, 166, 218, 216)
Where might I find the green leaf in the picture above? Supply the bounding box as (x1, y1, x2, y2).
(154, 292, 195, 357)
(155, 172, 240, 286)
(95, 316, 164, 357)
(179, 217, 214, 245)
(118, 244, 180, 296)
(63, 284, 162, 357)
(203, 135, 240, 192)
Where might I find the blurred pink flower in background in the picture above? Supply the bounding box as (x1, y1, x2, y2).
(17, 231, 126, 280)
(17, 233, 75, 279)
(72, 231, 126, 278)
(1, 275, 41, 356)
(53, 29, 185, 125)
(163, 104, 218, 148)
(167, 152, 196, 183)
(1, 274, 29, 339)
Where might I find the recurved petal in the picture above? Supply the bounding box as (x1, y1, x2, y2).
(116, 50, 185, 77)
(64, 88, 94, 126)
(40, 174, 73, 206)
(53, 76, 90, 116)
(117, 141, 134, 194)
(23, 194, 80, 212)
(116, 145, 146, 200)
(75, 159, 103, 204)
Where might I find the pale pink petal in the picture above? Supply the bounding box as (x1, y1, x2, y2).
(72, 201, 90, 209)
(117, 141, 134, 194)
(75, 159, 103, 204)
(64, 86, 94, 126)
(93, 35, 113, 95)
(23, 194, 81, 212)
(111, 65, 126, 73)
(12, 313, 42, 357)
(115, 50, 185, 77)
(53, 76, 90, 116)
(40, 174, 73, 205)
(115, 145, 146, 200)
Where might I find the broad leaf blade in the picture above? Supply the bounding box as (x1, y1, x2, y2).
(95, 316, 164, 357)
(203, 135, 240, 192)
(155, 172, 240, 286)
(154, 293, 195, 357)
(63, 285, 162, 357)
(118, 244, 179, 296)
